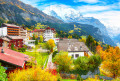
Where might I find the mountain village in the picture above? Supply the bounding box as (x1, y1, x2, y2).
(0, 0, 120, 81)
(0, 23, 119, 81)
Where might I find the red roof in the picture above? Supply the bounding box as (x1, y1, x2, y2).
(0, 47, 29, 67)
(45, 27, 56, 32)
(32, 29, 45, 32)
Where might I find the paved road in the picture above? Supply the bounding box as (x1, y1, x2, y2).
(47, 53, 56, 69)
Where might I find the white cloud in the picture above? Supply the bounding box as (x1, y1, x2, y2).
(77, 5, 110, 13)
(74, 0, 99, 3)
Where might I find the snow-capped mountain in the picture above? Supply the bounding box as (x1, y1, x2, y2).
(43, 9, 116, 46)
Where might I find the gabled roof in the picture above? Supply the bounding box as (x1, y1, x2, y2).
(57, 39, 89, 52)
(0, 47, 29, 67)
(45, 27, 56, 33)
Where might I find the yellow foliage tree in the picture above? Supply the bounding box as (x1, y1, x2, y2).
(47, 39, 55, 52)
(9, 67, 57, 81)
(99, 46, 120, 78)
(53, 51, 73, 72)
(68, 35, 72, 39)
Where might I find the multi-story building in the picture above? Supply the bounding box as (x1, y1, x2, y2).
(43, 27, 59, 43)
(0, 23, 27, 37)
(43, 27, 55, 41)
(19, 27, 27, 37)
(32, 29, 45, 37)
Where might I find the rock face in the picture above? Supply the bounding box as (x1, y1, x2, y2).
(0, 0, 63, 25)
(45, 10, 116, 46)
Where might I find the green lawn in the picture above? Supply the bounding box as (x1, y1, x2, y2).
(62, 79, 77, 81)
(22, 51, 49, 67)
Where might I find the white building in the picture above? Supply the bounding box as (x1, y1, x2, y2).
(57, 39, 92, 59)
(23, 38, 35, 47)
(0, 27, 7, 36)
(43, 27, 59, 44)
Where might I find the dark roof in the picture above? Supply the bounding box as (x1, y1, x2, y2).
(0, 47, 29, 67)
(57, 39, 89, 52)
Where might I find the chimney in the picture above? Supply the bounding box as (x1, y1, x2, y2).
(1, 48, 4, 53)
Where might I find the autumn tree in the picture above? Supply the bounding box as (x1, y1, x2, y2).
(100, 46, 120, 78)
(68, 35, 72, 39)
(45, 39, 55, 52)
(32, 34, 36, 40)
(35, 39, 38, 45)
(86, 35, 98, 53)
(39, 35, 43, 43)
(53, 51, 73, 72)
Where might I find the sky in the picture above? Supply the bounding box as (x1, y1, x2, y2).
(20, 0, 120, 37)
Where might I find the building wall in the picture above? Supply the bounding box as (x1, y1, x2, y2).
(43, 29, 54, 41)
(8, 39, 23, 48)
(7, 27, 20, 36)
(68, 52, 85, 59)
(0, 27, 7, 36)
(19, 28, 27, 37)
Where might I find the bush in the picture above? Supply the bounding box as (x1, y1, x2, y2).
(74, 56, 89, 71)
(88, 55, 102, 72)
(53, 51, 73, 72)
(0, 64, 7, 81)
(85, 76, 100, 81)
(52, 51, 58, 58)
(18, 48, 26, 52)
(74, 55, 102, 74)
(70, 74, 76, 79)
(77, 75, 83, 81)
(9, 66, 57, 81)
(112, 78, 120, 81)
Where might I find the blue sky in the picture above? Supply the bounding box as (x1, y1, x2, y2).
(20, 0, 120, 36)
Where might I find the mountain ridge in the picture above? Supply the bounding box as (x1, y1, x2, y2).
(0, 0, 63, 25)
(45, 9, 116, 46)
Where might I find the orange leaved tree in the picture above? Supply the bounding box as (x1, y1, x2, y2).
(99, 46, 120, 78)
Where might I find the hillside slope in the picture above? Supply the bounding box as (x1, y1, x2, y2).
(0, 0, 63, 25)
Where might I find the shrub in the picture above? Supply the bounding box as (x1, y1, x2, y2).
(9, 66, 57, 81)
(70, 74, 76, 79)
(53, 51, 73, 72)
(18, 48, 26, 52)
(86, 76, 100, 81)
(74, 55, 101, 73)
(112, 78, 120, 81)
(0, 64, 7, 81)
(74, 56, 89, 71)
(77, 75, 83, 81)
(52, 51, 58, 58)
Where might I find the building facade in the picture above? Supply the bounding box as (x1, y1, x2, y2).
(0, 36, 23, 49)
(32, 29, 45, 37)
(0, 23, 27, 37)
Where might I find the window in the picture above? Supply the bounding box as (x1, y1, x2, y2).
(75, 54, 79, 58)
